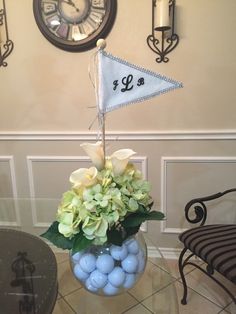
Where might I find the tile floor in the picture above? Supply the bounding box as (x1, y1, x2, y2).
(53, 252, 236, 314)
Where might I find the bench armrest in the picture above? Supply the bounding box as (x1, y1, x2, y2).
(184, 188, 236, 226)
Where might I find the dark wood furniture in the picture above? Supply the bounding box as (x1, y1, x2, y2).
(178, 188, 236, 305)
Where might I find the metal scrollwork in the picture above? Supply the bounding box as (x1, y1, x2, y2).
(147, 31, 179, 63)
(147, 0, 179, 63)
(184, 188, 236, 227)
(0, 0, 14, 67)
(184, 200, 207, 226)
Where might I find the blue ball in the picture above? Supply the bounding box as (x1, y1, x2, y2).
(96, 254, 115, 274)
(73, 264, 90, 281)
(89, 270, 107, 288)
(85, 277, 98, 292)
(110, 244, 128, 261)
(124, 238, 139, 254)
(79, 253, 96, 273)
(103, 282, 119, 296)
(137, 250, 146, 272)
(123, 273, 136, 289)
(108, 267, 126, 287)
(121, 254, 139, 273)
(72, 251, 84, 263)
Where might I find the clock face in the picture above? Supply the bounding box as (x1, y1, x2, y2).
(33, 0, 117, 51)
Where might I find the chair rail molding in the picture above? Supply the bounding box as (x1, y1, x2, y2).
(1, 129, 236, 141)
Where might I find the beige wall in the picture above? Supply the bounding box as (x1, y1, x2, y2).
(0, 0, 236, 255)
(1, 0, 236, 132)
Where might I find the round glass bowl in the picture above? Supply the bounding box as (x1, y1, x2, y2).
(69, 232, 147, 296)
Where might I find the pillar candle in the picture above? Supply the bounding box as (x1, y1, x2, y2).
(155, 0, 170, 29)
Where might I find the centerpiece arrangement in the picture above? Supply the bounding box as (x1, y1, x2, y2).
(42, 141, 164, 295)
(42, 39, 182, 296)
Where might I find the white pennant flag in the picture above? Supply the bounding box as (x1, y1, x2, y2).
(97, 49, 182, 114)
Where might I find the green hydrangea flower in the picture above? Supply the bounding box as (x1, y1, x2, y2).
(41, 145, 166, 254)
(82, 215, 108, 243)
(56, 160, 154, 245)
(58, 212, 80, 238)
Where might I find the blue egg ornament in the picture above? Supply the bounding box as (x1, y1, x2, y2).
(110, 244, 128, 261)
(103, 282, 119, 296)
(73, 264, 90, 281)
(96, 254, 115, 274)
(72, 251, 84, 263)
(123, 273, 136, 289)
(89, 270, 107, 289)
(121, 254, 139, 273)
(79, 253, 96, 273)
(108, 267, 126, 287)
(137, 249, 146, 272)
(124, 238, 139, 255)
(85, 277, 98, 292)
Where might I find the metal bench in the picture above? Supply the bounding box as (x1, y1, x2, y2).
(178, 188, 236, 305)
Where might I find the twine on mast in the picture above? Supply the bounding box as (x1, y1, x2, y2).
(88, 39, 107, 159)
(96, 39, 107, 159)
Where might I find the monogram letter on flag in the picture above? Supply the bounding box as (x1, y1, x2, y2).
(96, 49, 183, 114)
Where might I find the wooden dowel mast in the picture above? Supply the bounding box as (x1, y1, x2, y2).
(96, 39, 107, 160)
(101, 112, 106, 158)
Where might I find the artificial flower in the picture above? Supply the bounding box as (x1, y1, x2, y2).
(69, 167, 98, 189)
(58, 212, 79, 238)
(110, 149, 136, 176)
(80, 141, 105, 170)
(82, 215, 108, 242)
(41, 143, 165, 254)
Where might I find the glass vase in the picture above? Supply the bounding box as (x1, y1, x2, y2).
(69, 232, 147, 296)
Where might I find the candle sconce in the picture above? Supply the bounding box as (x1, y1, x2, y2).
(0, 0, 14, 67)
(147, 0, 179, 63)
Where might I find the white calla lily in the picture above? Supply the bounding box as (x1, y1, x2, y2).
(80, 142, 105, 170)
(110, 149, 136, 176)
(70, 167, 98, 189)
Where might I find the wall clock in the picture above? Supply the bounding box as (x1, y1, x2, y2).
(33, 0, 117, 52)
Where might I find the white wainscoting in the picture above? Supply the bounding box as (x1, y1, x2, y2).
(26, 155, 148, 229)
(160, 156, 236, 234)
(0, 130, 236, 250)
(0, 156, 20, 226)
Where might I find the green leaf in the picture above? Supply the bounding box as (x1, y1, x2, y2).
(72, 233, 93, 254)
(107, 228, 124, 246)
(124, 225, 140, 239)
(147, 201, 154, 210)
(138, 204, 148, 213)
(41, 221, 73, 250)
(137, 202, 154, 214)
(145, 211, 165, 220)
(121, 211, 165, 228)
(121, 213, 147, 228)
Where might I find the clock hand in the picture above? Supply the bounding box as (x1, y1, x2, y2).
(62, 0, 80, 12)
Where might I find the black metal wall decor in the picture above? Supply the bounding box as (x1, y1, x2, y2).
(147, 0, 179, 63)
(0, 0, 14, 67)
